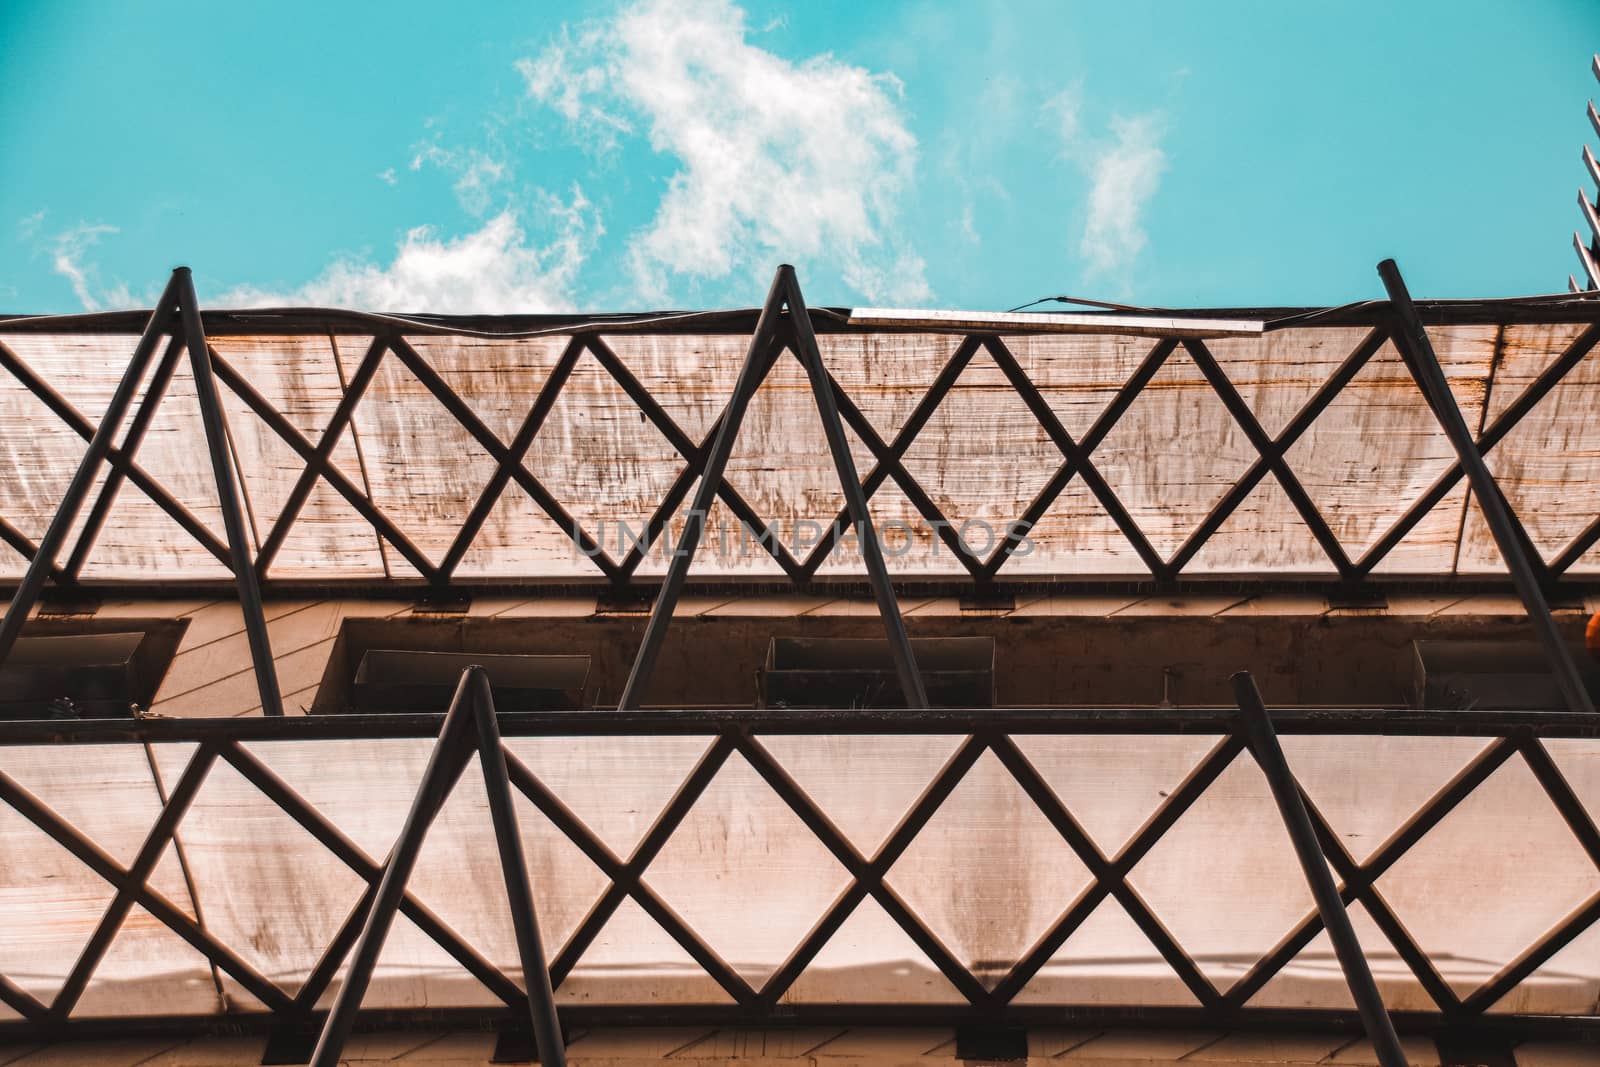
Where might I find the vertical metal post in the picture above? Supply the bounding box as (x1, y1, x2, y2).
(616, 270, 787, 709)
(781, 267, 928, 708)
(307, 673, 475, 1067)
(1379, 259, 1594, 714)
(1232, 672, 1408, 1067)
(0, 272, 183, 664)
(173, 268, 284, 717)
(468, 669, 566, 1067)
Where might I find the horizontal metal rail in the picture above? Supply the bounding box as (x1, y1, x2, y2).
(2, 706, 1600, 743)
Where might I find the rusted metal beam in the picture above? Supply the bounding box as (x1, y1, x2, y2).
(47, 744, 217, 1018)
(467, 670, 566, 1067)
(983, 335, 1168, 579)
(982, 338, 1178, 581)
(308, 670, 478, 1067)
(546, 735, 751, 1001)
(220, 741, 523, 1011)
(62, 334, 187, 579)
(616, 270, 788, 709)
(252, 336, 390, 575)
(500, 746, 753, 1001)
(0, 272, 184, 666)
(1380, 259, 1592, 714)
(0, 339, 233, 570)
(0, 759, 295, 1014)
(438, 335, 589, 580)
(1359, 322, 1600, 577)
(738, 731, 991, 1005)
(1183, 338, 1355, 578)
(797, 336, 981, 579)
(174, 269, 282, 718)
(584, 334, 802, 583)
(207, 347, 440, 582)
(783, 265, 928, 708)
(1234, 672, 1408, 1067)
(1223, 735, 1519, 1008)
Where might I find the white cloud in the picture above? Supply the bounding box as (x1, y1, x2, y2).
(219, 191, 600, 313)
(516, 31, 634, 155)
(50, 223, 135, 311)
(409, 143, 510, 217)
(376, 167, 398, 186)
(17, 210, 45, 241)
(521, 0, 929, 304)
(1043, 85, 1082, 147)
(1078, 114, 1166, 278)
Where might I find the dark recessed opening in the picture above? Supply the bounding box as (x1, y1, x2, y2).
(761, 636, 995, 708)
(1412, 638, 1600, 709)
(350, 649, 591, 713)
(0, 618, 188, 720)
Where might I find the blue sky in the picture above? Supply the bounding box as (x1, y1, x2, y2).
(3, 0, 1598, 313)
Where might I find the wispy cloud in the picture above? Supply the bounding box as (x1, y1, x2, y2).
(409, 143, 510, 217)
(49, 223, 135, 311)
(219, 190, 600, 313)
(1078, 114, 1166, 278)
(1045, 88, 1166, 285)
(521, 0, 929, 304)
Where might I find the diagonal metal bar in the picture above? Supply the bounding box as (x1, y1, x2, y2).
(586, 334, 802, 583)
(175, 270, 282, 718)
(0, 339, 232, 571)
(982, 336, 1168, 578)
(385, 335, 619, 586)
(1380, 260, 1591, 713)
(1552, 513, 1600, 576)
(466, 670, 566, 1067)
(1463, 890, 1600, 1014)
(784, 266, 927, 708)
(499, 745, 752, 1005)
(1181, 340, 1355, 578)
(308, 670, 480, 1067)
(1233, 673, 1407, 1067)
(207, 348, 440, 582)
(1303, 805, 1460, 1013)
(1358, 322, 1600, 577)
(986, 732, 1240, 1007)
(252, 337, 390, 576)
(821, 360, 987, 579)
(738, 731, 993, 1007)
(547, 735, 752, 1003)
(982, 338, 1179, 580)
(0, 516, 67, 585)
(1520, 736, 1600, 868)
(0, 762, 294, 1014)
(48, 742, 218, 1018)
(1169, 328, 1388, 576)
(0, 274, 185, 664)
(1223, 735, 1520, 1008)
(1457, 735, 1600, 1012)
(796, 336, 982, 579)
(62, 333, 187, 579)
(0, 973, 46, 1021)
(616, 271, 788, 709)
(437, 335, 599, 579)
(218, 741, 524, 1010)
